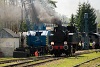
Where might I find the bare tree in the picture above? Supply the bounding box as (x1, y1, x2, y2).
(0, 0, 21, 32)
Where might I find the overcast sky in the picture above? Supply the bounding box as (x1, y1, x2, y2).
(55, 0, 100, 18)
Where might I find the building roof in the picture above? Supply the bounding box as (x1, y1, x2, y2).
(1, 28, 19, 38)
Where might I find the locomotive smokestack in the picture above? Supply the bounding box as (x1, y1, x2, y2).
(52, 18, 62, 26)
(56, 20, 62, 26)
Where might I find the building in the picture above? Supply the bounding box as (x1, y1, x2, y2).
(0, 28, 19, 57)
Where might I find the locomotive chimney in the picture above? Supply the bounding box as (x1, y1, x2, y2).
(52, 18, 62, 26)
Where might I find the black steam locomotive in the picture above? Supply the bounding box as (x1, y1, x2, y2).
(48, 23, 79, 56)
(89, 33, 100, 49)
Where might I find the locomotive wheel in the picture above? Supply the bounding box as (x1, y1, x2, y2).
(73, 48, 76, 53)
(70, 45, 74, 56)
(67, 45, 73, 56)
(54, 53, 61, 57)
(54, 54, 60, 57)
(54, 54, 57, 57)
(65, 50, 69, 56)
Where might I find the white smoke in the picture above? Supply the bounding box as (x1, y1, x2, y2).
(0, 0, 61, 30)
(33, 0, 59, 23)
(0, 0, 21, 30)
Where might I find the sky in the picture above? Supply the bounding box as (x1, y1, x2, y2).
(55, 0, 100, 18)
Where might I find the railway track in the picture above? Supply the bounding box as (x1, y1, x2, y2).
(0, 49, 100, 67)
(0, 55, 53, 67)
(1, 56, 65, 67)
(16, 57, 63, 67)
(74, 56, 100, 67)
(0, 58, 31, 64)
(0, 55, 52, 64)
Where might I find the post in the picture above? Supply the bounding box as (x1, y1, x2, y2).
(84, 13, 89, 49)
(96, 22, 98, 33)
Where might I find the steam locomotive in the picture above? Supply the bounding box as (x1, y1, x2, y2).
(89, 33, 100, 49)
(48, 23, 79, 56)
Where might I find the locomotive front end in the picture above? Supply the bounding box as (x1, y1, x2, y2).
(48, 25, 69, 56)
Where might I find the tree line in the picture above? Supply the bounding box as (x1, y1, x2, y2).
(70, 2, 97, 33)
(0, 1, 99, 33)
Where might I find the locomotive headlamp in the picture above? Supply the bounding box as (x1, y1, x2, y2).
(51, 42, 54, 45)
(64, 41, 67, 45)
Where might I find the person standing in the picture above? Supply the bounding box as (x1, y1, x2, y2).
(82, 41, 84, 49)
(92, 41, 95, 49)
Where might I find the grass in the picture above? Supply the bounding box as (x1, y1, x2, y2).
(0, 57, 26, 61)
(34, 52, 100, 67)
(0, 57, 18, 61)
